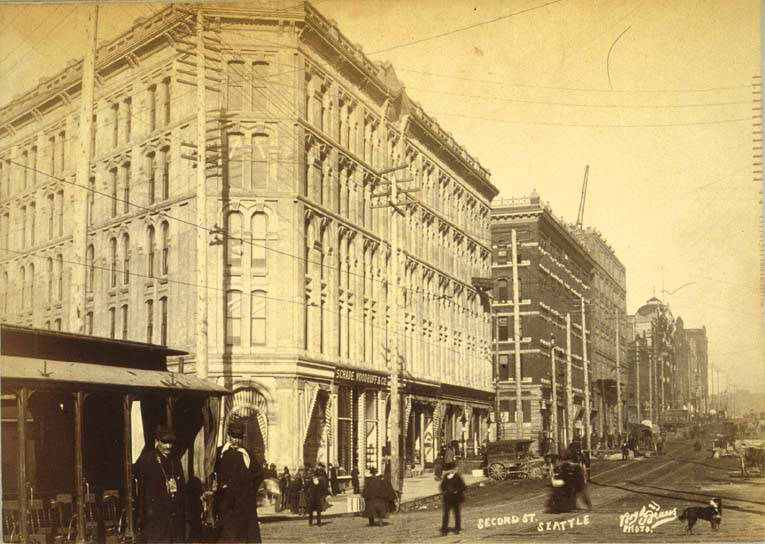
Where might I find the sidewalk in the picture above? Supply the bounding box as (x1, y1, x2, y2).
(259, 471, 488, 519)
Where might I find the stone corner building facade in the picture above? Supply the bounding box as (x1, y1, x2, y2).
(0, 2, 498, 479)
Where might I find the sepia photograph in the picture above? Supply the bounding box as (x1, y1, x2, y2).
(0, 1, 763, 542)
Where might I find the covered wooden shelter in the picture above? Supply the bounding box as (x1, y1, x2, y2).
(1, 325, 227, 543)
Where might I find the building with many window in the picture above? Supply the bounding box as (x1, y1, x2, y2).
(490, 193, 594, 453)
(567, 226, 627, 442)
(0, 2, 498, 478)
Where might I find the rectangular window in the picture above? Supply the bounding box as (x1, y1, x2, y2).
(58, 131, 65, 172)
(227, 62, 244, 110)
(499, 354, 509, 381)
(225, 290, 241, 346)
(121, 305, 129, 340)
(57, 190, 64, 237)
(252, 61, 269, 113)
(112, 103, 119, 148)
(251, 213, 266, 271)
(160, 297, 167, 346)
(227, 134, 243, 190)
(146, 299, 154, 343)
(147, 153, 155, 205)
(498, 317, 508, 341)
(250, 290, 266, 346)
(123, 163, 131, 213)
(522, 399, 532, 423)
(49, 136, 56, 175)
(161, 149, 169, 200)
(148, 85, 157, 131)
(161, 78, 171, 126)
(251, 134, 267, 191)
(110, 168, 118, 217)
(29, 202, 35, 246)
(109, 307, 116, 339)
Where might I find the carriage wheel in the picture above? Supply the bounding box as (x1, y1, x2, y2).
(488, 463, 507, 480)
(528, 466, 543, 480)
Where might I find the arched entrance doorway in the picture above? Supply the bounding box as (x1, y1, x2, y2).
(224, 388, 268, 464)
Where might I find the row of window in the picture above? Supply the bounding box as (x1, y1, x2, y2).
(224, 289, 266, 347)
(1, 191, 66, 250)
(10, 256, 64, 310)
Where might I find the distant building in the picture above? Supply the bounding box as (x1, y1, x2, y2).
(685, 327, 709, 414)
(567, 226, 627, 439)
(490, 192, 594, 452)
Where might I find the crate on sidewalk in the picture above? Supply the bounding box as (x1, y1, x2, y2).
(347, 496, 365, 513)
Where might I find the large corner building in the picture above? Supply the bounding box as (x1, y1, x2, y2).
(0, 2, 499, 479)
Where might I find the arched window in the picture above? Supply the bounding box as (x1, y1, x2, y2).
(56, 254, 63, 301)
(226, 290, 242, 346)
(109, 237, 117, 287)
(251, 134, 268, 191)
(226, 212, 242, 268)
(497, 279, 508, 302)
(122, 234, 130, 284)
(227, 133, 243, 190)
(161, 222, 169, 276)
(56, 190, 64, 237)
(20, 206, 26, 248)
(110, 168, 118, 217)
(251, 212, 267, 271)
(86, 245, 94, 292)
(87, 178, 95, 226)
(147, 226, 156, 278)
(227, 61, 245, 110)
(250, 290, 266, 346)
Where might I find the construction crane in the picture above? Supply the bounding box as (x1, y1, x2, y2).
(575, 164, 590, 229)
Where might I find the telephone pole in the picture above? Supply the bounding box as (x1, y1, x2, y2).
(510, 229, 523, 438)
(550, 337, 558, 455)
(581, 296, 591, 451)
(565, 312, 573, 447)
(70, 5, 98, 333)
(377, 162, 409, 493)
(615, 312, 622, 435)
(195, 9, 209, 380)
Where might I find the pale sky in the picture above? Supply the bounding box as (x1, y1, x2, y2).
(0, 0, 762, 394)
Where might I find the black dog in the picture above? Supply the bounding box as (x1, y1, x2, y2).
(678, 498, 722, 533)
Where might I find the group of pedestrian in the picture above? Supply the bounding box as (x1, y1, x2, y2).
(135, 420, 265, 543)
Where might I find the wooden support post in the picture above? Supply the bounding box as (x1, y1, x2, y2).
(74, 391, 86, 543)
(17, 388, 29, 543)
(123, 394, 136, 542)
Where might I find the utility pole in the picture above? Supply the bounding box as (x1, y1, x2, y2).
(581, 296, 590, 451)
(511, 229, 523, 438)
(635, 340, 641, 422)
(550, 337, 558, 455)
(648, 351, 653, 423)
(195, 9, 209, 381)
(378, 162, 409, 494)
(494, 309, 501, 440)
(565, 312, 573, 447)
(615, 312, 622, 435)
(660, 353, 665, 417)
(70, 5, 98, 333)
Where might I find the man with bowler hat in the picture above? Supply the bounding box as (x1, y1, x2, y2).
(440, 462, 466, 536)
(214, 419, 264, 543)
(136, 424, 186, 543)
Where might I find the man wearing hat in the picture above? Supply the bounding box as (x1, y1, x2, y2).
(214, 419, 264, 543)
(136, 424, 186, 543)
(440, 462, 466, 536)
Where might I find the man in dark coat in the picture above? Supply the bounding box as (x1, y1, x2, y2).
(328, 462, 340, 495)
(350, 464, 360, 494)
(135, 425, 186, 543)
(304, 468, 329, 526)
(362, 467, 395, 526)
(440, 462, 466, 535)
(214, 420, 264, 543)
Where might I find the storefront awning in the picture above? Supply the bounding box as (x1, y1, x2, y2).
(1, 356, 228, 395)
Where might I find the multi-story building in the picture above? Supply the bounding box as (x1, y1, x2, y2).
(490, 193, 594, 453)
(567, 226, 627, 441)
(685, 327, 709, 414)
(0, 2, 498, 478)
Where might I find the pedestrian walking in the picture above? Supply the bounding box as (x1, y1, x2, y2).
(440, 462, 465, 536)
(434, 452, 444, 480)
(214, 420, 264, 543)
(329, 462, 340, 495)
(289, 469, 304, 514)
(277, 468, 291, 512)
(621, 440, 630, 460)
(362, 467, 395, 526)
(351, 463, 360, 494)
(135, 425, 186, 543)
(444, 443, 455, 465)
(304, 469, 329, 526)
(569, 453, 592, 510)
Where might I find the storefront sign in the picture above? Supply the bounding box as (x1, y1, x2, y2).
(334, 368, 389, 387)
